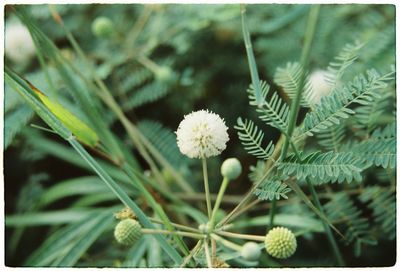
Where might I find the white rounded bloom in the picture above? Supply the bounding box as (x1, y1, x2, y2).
(5, 21, 36, 64)
(307, 70, 334, 106)
(176, 110, 229, 159)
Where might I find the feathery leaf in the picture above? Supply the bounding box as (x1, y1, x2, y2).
(247, 80, 290, 132)
(235, 117, 275, 160)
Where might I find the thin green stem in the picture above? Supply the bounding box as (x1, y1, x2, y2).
(204, 239, 212, 268)
(141, 229, 204, 239)
(180, 240, 203, 268)
(202, 158, 212, 219)
(216, 230, 266, 242)
(269, 199, 277, 229)
(210, 177, 229, 228)
(220, 199, 261, 227)
(281, 5, 320, 159)
(241, 4, 263, 107)
(148, 218, 202, 233)
(307, 181, 345, 266)
(211, 234, 242, 252)
(217, 164, 276, 227)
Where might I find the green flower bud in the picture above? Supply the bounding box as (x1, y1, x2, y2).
(241, 242, 261, 261)
(92, 17, 114, 38)
(221, 158, 242, 180)
(114, 219, 142, 246)
(155, 66, 176, 84)
(264, 227, 297, 259)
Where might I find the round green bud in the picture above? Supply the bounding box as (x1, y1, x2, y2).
(114, 219, 142, 246)
(155, 66, 176, 84)
(221, 158, 242, 180)
(264, 227, 297, 259)
(91, 17, 114, 38)
(240, 242, 261, 261)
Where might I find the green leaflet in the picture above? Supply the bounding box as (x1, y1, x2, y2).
(247, 80, 290, 133)
(277, 151, 365, 184)
(235, 117, 275, 160)
(351, 123, 396, 169)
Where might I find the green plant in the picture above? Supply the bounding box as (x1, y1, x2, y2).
(4, 3, 395, 268)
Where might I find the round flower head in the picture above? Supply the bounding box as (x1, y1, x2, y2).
(221, 158, 242, 180)
(241, 242, 261, 261)
(176, 110, 229, 158)
(114, 219, 142, 246)
(264, 227, 297, 259)
(5, 21, 36, 63)
(307, 70, 334, 106)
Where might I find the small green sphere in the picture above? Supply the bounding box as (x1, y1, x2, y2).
(91, 17, 114, 38)
(264, 227, 297, 259)
(241, 242, 261, 261)
(114, 219, 142, 246)
(155, 66, 175, 83)
(221, 158, 242, 180)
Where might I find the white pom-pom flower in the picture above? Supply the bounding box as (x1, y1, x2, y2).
(307, 70, 334, 106)
(176, 110, 229, 159)
(5, 21, 36, 64)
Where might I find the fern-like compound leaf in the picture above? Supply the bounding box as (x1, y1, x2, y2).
(235, 118, 275, 160)
(274, 62, 313, 108)
(353, 89, 394, 137)
(324, 193, 377, 257)
(359, 186, 396, 241)
(277, 151, 364, 184)
(352, 123, 396, 169)
(295, 69, 394, 141)
(247, 80, 290, 133)
(325, 41, 364, 87)
(122, 81, 169, 111)
(315, 123, 346, 152)
(254, 176, 291, 201)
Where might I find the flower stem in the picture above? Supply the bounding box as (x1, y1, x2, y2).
(269, 198, 277, 229)
(142, 229, 204, 239)
(216, 230, 266, 242)
(204, 239, 212, 268)
(307, 181, 345, 266)
(211, 233, 242, 252)
(180, 240, 203, 268)
(148, 218, 202, 233)
(217, 164, 276, 227)
(202, 157, 212, 219)
(210, 177, 229, 228)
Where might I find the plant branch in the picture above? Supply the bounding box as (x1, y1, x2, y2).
(216, 230, 266, 242)
(141, 229, 204, 239)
